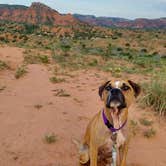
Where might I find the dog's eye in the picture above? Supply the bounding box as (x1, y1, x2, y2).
(121, 85, 130, 91)
(105, 86, 112, 91)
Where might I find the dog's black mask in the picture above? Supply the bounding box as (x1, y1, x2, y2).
(106, 88, 126, 110)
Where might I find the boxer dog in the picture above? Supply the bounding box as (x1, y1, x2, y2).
(75, 80, 140, 166)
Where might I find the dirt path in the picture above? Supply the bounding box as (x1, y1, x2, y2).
(0, 46, 166, 166)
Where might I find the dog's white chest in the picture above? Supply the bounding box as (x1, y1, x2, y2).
(116, 131, 126, 147)
(104, 131, 126, 147)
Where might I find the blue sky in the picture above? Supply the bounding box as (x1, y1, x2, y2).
(1, 0, 166, 19)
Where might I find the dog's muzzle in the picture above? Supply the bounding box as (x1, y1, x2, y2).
(106, 88, 126, 110)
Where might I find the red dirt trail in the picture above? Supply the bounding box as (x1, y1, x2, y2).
(0, 47, 166, 166)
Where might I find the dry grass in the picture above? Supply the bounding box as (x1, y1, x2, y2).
(15, 65, 27, 79)
(143, 128, 156, 138)
(139, 118, 153, 126)
(130, 120, 139, 136)
(53, 89, 71, 97)
(0, 60, 9, 70)
(141, 74, 166, 116)
(23, 51, 50, 64)
(44, 133, 58, 144)
(34, 104, 43, 109)
(49, 76, 66, 83)
(0, 86, 6, 92)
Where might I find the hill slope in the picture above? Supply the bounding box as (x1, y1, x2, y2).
(0, 3, 165, 29)
(74, 14, 166, 29)
(0, 2, 78, 26)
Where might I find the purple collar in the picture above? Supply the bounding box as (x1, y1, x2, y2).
(102, 109, 127, 133)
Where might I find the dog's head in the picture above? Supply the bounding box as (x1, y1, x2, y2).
(99, 80, 140, 114)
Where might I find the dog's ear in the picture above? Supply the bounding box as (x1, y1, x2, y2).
(128, 80, 141, 97)
(99, 81, 110, 99)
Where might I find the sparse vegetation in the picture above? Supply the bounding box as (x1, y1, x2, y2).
(23, 52, 49, 64)
(0, 86, 6, 92)
(0, 60, 9, 70)
(38, 55, 49, 64)
(139, 118, 153, 126)
(141, 75, 166, 116)
(34, 104, 43, 109)
(60, 39, 71, 56)
(15, 65, 27, 79)
(54, 89, 70, 97)
(130, 120, 139, 136)
(49, 76, 66, 83)
(0, 20, 165, 77)
(44, 133, 58, 144)
(143, 128, 156, 138)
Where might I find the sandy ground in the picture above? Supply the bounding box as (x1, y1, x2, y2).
(0, 46, 166, 166)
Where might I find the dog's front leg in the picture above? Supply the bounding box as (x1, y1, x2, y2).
(89, 140, 98, 166)
(119, 142, 128, 166)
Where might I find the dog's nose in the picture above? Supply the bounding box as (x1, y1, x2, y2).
(111, 88, 121, 95)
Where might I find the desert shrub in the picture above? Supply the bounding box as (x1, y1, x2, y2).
(143, 128, 156, 138)
(60, 39, 71, 56)
(23, 24, 39, 34)
(140, 48, 147, 53)
(0, 60, 8, 70)
(81, 43, 86, 49)
(139, 118, 153, 126)
(0, 36, 9, 43)
(52, 47, 87, 70)
(115, 32, 123, 37)
(117, 47, 123, 52)
(15, 65, 27, 79)
(125, 43, 130, 47)
(151, 51, 159, 56)
(102, 62, 122, 74)
(120, 52, 131, 57)
(103, 43, 112, 58)
(24, 53, 49, 64)
(24, 54, 37, 64)
(132, 56, 161, 68)
(34, 104, 43, 109)
(137, 34, 141, 38)
(49, 76, 65, 83)
(87, 47, 104, 55)
(38, 55, 49, 64)
(141, 75, 166, 116)
(130, 120, 139, 136)
(44, 133, 58, 144)
(123, 66, 138, 74)
(88, 59, 98, 66)
(52, 53, 67, 66)
(111, 36, 118, 40)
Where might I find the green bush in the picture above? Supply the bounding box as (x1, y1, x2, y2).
(0, 60, 8, 70)
(44, 133, 58, 144)
(141, 75, 166, 116)
(24, 53, 49, 64)
(15, 65, 27, 79)
(60, 40, 71, 56)
(143, 128, 156, 138)
(140, 48, 147, 53)
(49, 76, 65, 83)
(125, 43, 130, 47)
(38, 55, 49, 64)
